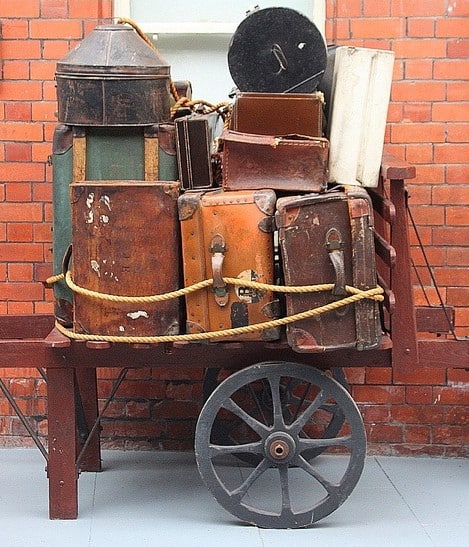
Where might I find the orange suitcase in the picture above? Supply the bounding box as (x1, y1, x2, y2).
(178, 189, 280, 341)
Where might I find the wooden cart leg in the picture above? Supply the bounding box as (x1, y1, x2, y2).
(75, 368, 102, 472)
(47, 367, 78, 519)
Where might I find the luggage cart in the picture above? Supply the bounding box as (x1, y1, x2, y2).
(0, 158, 467, 527)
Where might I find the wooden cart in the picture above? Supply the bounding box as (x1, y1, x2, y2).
(0, 158, 467, 528)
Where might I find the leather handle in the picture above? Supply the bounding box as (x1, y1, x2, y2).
(325, 228, 347, 297)
(210, 234, 229, 307)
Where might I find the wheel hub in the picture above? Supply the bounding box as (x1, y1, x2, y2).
(265, 432, 296, 464)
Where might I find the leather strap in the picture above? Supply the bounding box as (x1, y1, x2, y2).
(325, 227, 347, 297)
(210, 234, 229, 307)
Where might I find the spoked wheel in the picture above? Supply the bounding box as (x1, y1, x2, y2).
(202, 366, 349, 464)
(195, 361, 366, 529)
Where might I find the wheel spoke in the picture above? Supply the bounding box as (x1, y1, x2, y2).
(279, 465, 294, 519)
(230, 458, 270, 501)
(267, 374, 284, 429)
(290, 389, 327, 434)
(209, 440, 264, 458)
(221, 397, 270, 437)
(298, 433, 352, 451)
(296, 455, 340, 498)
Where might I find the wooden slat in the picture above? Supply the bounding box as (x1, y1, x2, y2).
(416, 306, 455, 333)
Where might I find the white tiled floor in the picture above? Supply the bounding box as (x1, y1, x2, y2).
(0, 449, 467, 547)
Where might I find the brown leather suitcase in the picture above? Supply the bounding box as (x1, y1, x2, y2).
(178, 189, 280, 341)
(70, 180, 181, 337)
(221, 130, 328, 192)
(275, 186, 381, 352)
(230, 92, 324, 137)
(175, 112, 221, 190)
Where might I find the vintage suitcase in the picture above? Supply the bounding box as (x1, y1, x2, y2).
(70, 180, 181, 337)
(230, 92, 324, 137)
(327, 46, 394, 187)
(221, 130, 328, 192)
(52, 123, 179, 325)
(275, 186, 381, 352)
(178, 189, 280, 341)
(175, 112, 221, 191)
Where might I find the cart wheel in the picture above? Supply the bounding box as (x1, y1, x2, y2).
(195, 361, 366, 529)
(202, 366, 349, 464)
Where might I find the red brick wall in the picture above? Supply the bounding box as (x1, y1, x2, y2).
(0, 0, 467, 456)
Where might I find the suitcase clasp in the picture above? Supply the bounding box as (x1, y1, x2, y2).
(210, 234, 229, 307)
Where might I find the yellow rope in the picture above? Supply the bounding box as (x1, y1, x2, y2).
(54, 270, 383, 304)
(54, 285, 383, 344)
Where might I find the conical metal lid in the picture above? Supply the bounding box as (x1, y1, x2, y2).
(56, 24, 169, 77)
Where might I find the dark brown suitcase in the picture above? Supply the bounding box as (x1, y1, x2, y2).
(230, 92, 324, 137)
(221, 130, 328, 192)
(178, 189, 280, 341)
(175, 112, 221, 190)
(275, 186, 381, 352)
(70, 180, 181, 337)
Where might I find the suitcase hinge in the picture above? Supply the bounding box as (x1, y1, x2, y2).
(325, 228, 347, 297)
(210, 234, 229, 307)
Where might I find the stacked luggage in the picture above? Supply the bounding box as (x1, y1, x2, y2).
(54, 7, 394, 353)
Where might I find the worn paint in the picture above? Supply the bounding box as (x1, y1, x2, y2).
(127, 311, 149, 320)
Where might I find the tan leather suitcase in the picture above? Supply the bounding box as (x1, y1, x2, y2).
(275, 186, 381, 352)
(71, 180, 181, 337)
(178, 189, 280, 341)
(230, 92, 324, 137)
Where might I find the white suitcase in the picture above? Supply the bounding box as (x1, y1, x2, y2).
(327, 46, 394, 188)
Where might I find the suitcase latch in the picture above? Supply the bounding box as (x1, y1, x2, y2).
(210, 234, 229, 307)
(325, 228, 347, 297)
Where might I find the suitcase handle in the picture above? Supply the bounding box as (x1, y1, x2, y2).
(210, 234, 229, 307)
(325, 228, 347, 297)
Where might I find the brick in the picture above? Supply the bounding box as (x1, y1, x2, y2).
(433, 266, 468, 286)
(447, 248, 469, 267)
(165, 382, 194, 401)
(7, 222, 33, 241)
(405, 143, 433, 164)
(125, 401, 150, 419)
(351, 18, 404, 39)
(0, 0, 40, 17)
(433, 385, 469, 405)
(5, 143, 32, 162)
(411, 247, 446, 267)
(31, 101, 57, 122)
(0, 162, 44, 182)
(435, 143, 468, 163)
(391, 404, 444, 424)
(443, 407, 469, 426)
(40, 0, 69, 18)
(393, 81, 446, 102)
(432, 426, 469, 445)
(152, 400, 199, 420)
(29, 20, 83, 40)
(363, 0, 391, 16)
(434, 59, 469, 80)
(436, 18, 468, 38)
(352, 385, 405, 404)
(407, 18, 435, 38)
(32, 142, 53, 162)
(41, 40, 72, 60)
(446, 124, 469, 143)
(432, 185, 469, 204)
(447, 287, 469, 306)
(404, 425, 431, 444)
(367, 423, 403, 443)
(7, 263, 34, 282)
(446, 165, 469, 184)
(391, 0, 446, 16)
(4, 103, 32, 122)
(0, 242, 44, 261)
(447, 82, 469, 102)
(393, 39, 447, 59)
(433, 103, 469, 122)
(360, 405, 391, 423)
(408, 206, 444, 226)
(393, 367, 446, 385)
(402, 104, 432, 123)
(365, 367, 393, 384)
(30, 61, 57, 81)
(0, 282, 44, 301)
(33, 223, 52, 243)
(0, 19, 29, 39)
(0, 40, 41, 60)
(2, 60, 30, 80)
(0, 81, 42, 101)
(391, 123, 445, 143)
(0, 123, 43, 142)
(69, 0, 100, 18)
(447, 39, 469, 58)
(404, 59, 433, 79)
(344, 367, 366, 385)
(405, 386, 433, 404)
